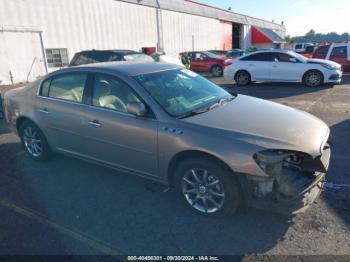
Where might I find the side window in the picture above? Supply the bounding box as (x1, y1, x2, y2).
(40, 78, 51, 97)
(295, 44, 303, 50)
(275, 53, 293, 62)
(330, 46, 347, 58)
(92, 74, 141, 113)
(241, 53, 272, 62)
(48, 73, 87, 103)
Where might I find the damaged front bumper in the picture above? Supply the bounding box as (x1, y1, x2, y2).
(247, 143, 331, 215)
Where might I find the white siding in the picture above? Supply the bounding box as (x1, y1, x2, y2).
(161, 10, 221, 55)
(0, 31, 45, 85)
(0, 0, 158, 84)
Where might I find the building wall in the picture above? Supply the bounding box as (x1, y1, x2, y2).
(0, 0, 159, 84)
(0, 0, 285, 85)
(161, 10, 221, 55)
(0, 30, 45, 85)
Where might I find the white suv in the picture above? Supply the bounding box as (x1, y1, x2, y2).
(224, 50, 343, 87)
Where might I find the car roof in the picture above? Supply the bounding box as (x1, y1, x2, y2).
(76, 49, 142, 55)
(56, 62, 182, 77)
(247, 49, 292, 54)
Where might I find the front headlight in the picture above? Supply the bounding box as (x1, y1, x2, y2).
(321, 63, 336, 70)
(253, 150, 304, 175)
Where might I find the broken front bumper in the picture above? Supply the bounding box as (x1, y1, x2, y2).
(248, 144, 331, 215)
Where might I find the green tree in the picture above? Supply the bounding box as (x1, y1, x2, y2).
(305, 29, 316, 38)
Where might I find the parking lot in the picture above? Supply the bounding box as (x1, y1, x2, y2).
(0, 75, 350, 256)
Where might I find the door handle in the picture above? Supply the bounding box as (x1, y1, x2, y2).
(248, 64, 254, 66)
(87, 120, 101, 128)
(39, 108, 49, 115)
(272, 65, 278, 68)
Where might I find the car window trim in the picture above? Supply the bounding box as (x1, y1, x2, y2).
(37, 71, 90, 104)
(86, 72, 157, 120)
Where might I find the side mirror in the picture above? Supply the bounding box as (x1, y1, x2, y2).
(126, 102, 146, 117)
(289, 58, 298, 63)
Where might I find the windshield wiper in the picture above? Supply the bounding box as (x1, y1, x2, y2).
(177, 96, 235, 119)
(208, 96, 235, 110)
(177, 107, 211, 119)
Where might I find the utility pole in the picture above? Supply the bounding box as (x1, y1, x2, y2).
(155, 0, 164, 52)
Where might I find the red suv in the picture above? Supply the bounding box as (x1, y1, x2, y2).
(180, 51, 232, 77)
(313, 44, 350, 71)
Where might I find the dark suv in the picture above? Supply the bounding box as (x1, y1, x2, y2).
(70, 50, 154, 66)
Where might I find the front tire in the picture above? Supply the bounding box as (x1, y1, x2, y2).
(303, 70, 324, 87)
(19, 121, 51, 161)
(174, 158, 242, 217)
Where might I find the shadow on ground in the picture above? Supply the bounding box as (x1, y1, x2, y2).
(0, 142, 100, 254)
(323, 119, 350, 227)
(0, 139, 293, 254)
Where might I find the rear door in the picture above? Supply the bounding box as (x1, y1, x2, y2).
(239, 53, 273, 80)
(189, 52, 208, 71)
(36, 72, 92, 154)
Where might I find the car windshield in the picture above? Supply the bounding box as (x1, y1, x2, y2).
(203, 51, 223, 59)
(123, 54, 155, 63)
(288, 51, 308, 62)
(135, 69, 233, 118)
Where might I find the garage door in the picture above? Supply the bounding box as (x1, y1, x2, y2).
(0, 31, 46, 85)
(220, 21, 232, 51)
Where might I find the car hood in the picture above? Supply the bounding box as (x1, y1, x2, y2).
(308, 58, 341, 68)
(184, 95, 329, 158)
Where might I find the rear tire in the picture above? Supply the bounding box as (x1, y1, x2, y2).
(174, 157, 242, 217)
(210, 65, 223, 77)
(303, 70, 324, 87)
(235, 70, 251, 86)
(19, 120, 51, 161)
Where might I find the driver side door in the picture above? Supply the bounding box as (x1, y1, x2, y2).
(79, 73, 159, 178)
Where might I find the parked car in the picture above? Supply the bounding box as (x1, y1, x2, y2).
(225, 49, 248, 59)
(298, 45, 318, 59)
(292, 43, 315, 53)
(152, 52, 184, 67)
(70, 49, 154, 66)
(224, 50, 342, 87)
(313, 43, 350, 71)
(3, 62, 331, 216)
(180, 51, 232, 77)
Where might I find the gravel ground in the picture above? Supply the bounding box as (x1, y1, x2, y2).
(0, 76, 349, 256)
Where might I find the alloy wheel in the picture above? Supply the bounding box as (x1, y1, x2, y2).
(306, 72, 322, 87)
(212, 66, 223, 77)
(23, 126, 43, 157)
(181, 168, 225, 214)
(236, 72, 250, 85)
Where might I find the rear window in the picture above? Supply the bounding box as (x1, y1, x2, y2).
(240, 53, 272, 62)
(295, 44, 303, 49)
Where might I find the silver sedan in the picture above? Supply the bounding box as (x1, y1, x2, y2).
(3, 62, 331, 216)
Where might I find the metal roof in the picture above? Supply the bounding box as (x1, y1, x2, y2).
(116, 0, 286, 31)
(255, 27, 285, 43)
(294, 34, 350, 44)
